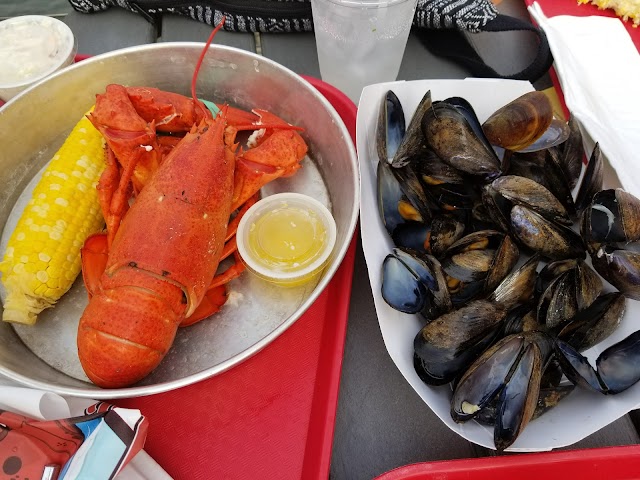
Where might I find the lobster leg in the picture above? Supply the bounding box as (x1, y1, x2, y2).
(80, 233, 109, 298)
(179, 194, 257, 326)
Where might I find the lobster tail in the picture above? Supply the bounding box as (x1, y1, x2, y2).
(78, 285, 183, 388)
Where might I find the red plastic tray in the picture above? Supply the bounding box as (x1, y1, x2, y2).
(374, 445, 640, 480)
(112, 77, 358, 479)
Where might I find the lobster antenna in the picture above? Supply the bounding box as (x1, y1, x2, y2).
(191, 16, 226, 117)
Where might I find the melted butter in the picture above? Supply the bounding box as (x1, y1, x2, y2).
(248, 206, 326, 272)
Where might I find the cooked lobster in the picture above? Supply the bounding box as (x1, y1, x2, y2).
(78, 22, 308, 388)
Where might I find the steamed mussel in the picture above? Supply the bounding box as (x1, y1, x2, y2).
(374, 87, 640, 451)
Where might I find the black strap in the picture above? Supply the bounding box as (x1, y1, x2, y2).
(414, 14, 553, 83)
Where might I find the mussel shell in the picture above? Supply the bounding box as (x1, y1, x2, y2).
(481, 91, 553, 152)
(557, 292, 626, 352)
(451, 334, 524, 423)
(507, 151, 576, 218)
(597, 330, 640, 394)
(391, 222, 431, 253)
(537, 260, 601, 329)
(390, 161, 435, 225)
(417, 148, 466, 185)
(501, 303, 539, 337)
(556, 115, 584, 190)
(442, 230, 519, 305)
(557, 330, 640, 395)
(534, 259, 579, 300)
(377, 160, 422, 235)
(381, 251, 428, 314)
(475, 384, 574, 425)
(517, 117, 570, 153)
(429, 214, 466, 258)
(489, 254, 540, 309)
(495, 340, 542, 451)
(376, 90, 405, 163)
(510, 205, 586, 260)
(554, 339, 606, 393)
(381, 248, 452, 320)
(391, 90, 432, 168)
(583, 189, 640, 245)
(591, 246, 640, 301)
(574, 143, 604, 215)
(487, 175, 572, 227)
(422, 99, 501, 180)
(414, 299, 506, 386)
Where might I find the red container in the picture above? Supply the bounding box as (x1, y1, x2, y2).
(375, 445, 640, 480)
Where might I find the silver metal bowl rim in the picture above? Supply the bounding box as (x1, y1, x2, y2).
(0, 42, 360, 399)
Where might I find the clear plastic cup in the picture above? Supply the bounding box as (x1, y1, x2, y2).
(0, 16, 77, 102)
(311, 0, 418, 103)
(236, 193, 337, 287)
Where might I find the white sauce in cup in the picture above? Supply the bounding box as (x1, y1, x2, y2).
(0, 16, 76, 101)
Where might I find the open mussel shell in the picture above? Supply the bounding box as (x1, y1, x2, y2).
(482, 91, 569, 153)
(441, 230, 519, 306)
(414, 300, 506, 386)
(422, 97, 501, 180)
(381, 248, 452, 320)
(555, 330, 640, 395)
(536, 259, 602, 329)
(596, 330, 640, 394)
(450, 331, 551, 451)
(377, 160, 423, 235)
(376, 90, 405, 164)
(475, 384, 575, 426)
(582, 188, 640, 246)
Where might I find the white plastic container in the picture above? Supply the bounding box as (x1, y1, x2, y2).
(237, 193, 337, 287)
(0, 16, 77, 102)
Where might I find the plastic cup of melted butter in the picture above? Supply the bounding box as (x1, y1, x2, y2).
(236, 193, 337, 287)
(0, 16, 77, 102)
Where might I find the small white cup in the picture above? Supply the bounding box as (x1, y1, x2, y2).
(236, 193, 337, 287)
(0, 16, 77, 102)
(311, 0, 418, 103)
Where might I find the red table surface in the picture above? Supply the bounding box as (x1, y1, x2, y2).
(115, 77, 359, 480)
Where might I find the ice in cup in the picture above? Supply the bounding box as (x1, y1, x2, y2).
(311, 0, 418, 103)
(0, 16, 77, 102)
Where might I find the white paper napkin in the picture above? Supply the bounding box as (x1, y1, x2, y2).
(528, 2, 640, 195)
(0, 376, 172, 480)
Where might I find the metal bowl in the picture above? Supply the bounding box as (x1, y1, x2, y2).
(0, 43, 359, 398)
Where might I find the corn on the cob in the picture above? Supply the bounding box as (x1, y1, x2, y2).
(578, 0, 640, 26)
(0, 113, 105, 325)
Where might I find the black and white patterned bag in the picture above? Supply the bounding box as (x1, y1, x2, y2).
(68, 0, 552, 81)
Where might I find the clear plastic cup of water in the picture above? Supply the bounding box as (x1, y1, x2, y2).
(311, 0, 418, 103)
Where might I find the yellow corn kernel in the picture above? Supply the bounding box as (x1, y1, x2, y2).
(578, 0, 640, 26)
(0, 113, 105, 325)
